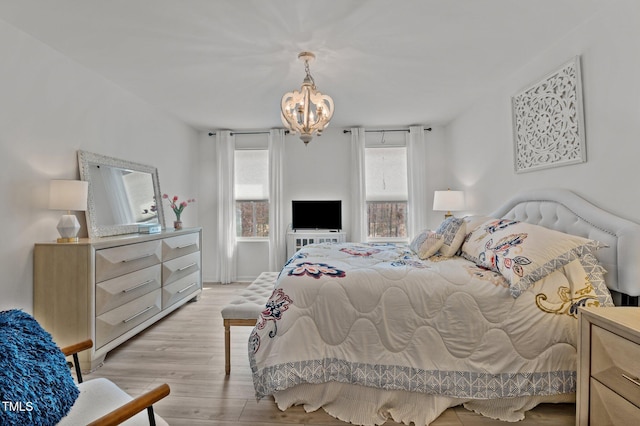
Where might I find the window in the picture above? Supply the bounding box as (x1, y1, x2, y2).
(365, 146, 408, 239)
(234, 150, 269, 237)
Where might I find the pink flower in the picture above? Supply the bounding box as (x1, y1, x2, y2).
(162, 193, 195, 221)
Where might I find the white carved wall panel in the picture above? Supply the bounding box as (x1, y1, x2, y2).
(512, 57, 586, 173)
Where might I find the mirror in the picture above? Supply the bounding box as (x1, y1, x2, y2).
(78, 150, 165, 238)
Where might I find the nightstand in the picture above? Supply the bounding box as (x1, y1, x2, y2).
(577, 307, 640, 425)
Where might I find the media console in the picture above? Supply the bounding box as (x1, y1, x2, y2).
(287, 230, 346, 259)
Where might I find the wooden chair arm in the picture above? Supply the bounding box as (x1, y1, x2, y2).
(87, 383, 170, 426)
(60, 339, 93, 357)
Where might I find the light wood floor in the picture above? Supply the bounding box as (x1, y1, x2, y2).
(84, 283, 577, 425)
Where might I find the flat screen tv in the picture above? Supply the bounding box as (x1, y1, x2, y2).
(292, 200, 342, 230)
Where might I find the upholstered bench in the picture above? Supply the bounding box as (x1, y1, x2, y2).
(221, 271, 278, 374)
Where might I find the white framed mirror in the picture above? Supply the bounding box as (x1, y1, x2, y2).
(78, 150, 165, 237)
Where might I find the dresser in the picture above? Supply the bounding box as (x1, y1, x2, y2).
(577, 307, 640, 425)
(34, 228, 202, 371)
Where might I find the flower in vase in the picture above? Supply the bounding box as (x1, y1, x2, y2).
(162, 194, 195, 222)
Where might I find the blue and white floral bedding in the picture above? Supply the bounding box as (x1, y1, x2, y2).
(249, 241, 610, 423)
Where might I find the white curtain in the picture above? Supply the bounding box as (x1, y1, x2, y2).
(268, 129, 286, 270)
(350, 127, 367, 242)
(216, 131, 237, 284)
(406, 125, 428, 238)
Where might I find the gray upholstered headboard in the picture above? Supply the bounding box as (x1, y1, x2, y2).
(490, 188, 640, 297)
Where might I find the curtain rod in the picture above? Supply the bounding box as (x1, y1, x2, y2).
(208, 130, 290, 136)
(343, 127, 432, 134)
(209, 128, 430, 136)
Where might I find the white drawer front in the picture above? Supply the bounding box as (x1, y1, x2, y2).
(162, 251, 201, 286)
(162, 232, 200, 261)
(96, 265, 162, 316)
(95, 289, 161, 348)
(162, 271, 201, 309)
(96, 240, 162, 283)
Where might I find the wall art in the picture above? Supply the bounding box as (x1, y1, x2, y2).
(512, 56, 586, 173)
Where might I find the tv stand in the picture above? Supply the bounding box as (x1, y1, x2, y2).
(287, 230, 346, 258)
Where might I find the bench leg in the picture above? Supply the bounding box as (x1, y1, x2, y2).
(223, 318, 258, 375)
(224, 319, 231, 375)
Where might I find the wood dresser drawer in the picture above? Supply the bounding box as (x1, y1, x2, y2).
(95, 289, 162, 348)
(96, 240, 162, 282)
(591, 324, 640, 407)
(95, 264, 162, 316)
(590, 378, 640, 424)
(162, 270, 201, 309)
(577, 307, 640, 425)
(162, 251, 201, 286)
(162, 233, 200, 261)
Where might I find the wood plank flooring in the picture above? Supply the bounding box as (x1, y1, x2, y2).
(84, 283, 576, 425)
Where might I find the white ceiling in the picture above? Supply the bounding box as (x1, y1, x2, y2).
(0, 0, 608, 131)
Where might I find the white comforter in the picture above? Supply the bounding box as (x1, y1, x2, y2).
(250, 242, 594, 422)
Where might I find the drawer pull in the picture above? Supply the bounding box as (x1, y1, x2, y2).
(122, 279, 154, 293)
(121, 253, 154, 263)
(176, 243, 197, 249)
(123, 306, 154, 323)
(178, 262, 197, 272)
(177, 282, 198, 294)
(622, 373, 640, 387)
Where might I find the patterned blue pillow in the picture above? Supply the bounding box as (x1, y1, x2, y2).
(435, 217, 466, 257)
(409, 229, 430, 253)
(0, 310, 79, 425)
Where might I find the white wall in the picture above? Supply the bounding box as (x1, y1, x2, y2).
(0, 19, 199, 312)
(446, 0, 640, 223)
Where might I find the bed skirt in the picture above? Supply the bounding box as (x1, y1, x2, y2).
(273, 382, 575, 425)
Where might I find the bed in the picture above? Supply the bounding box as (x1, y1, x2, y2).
(249, 188, 640, 425)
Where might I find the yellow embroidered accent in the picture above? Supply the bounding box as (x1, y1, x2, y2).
(536, 282, 600, 318)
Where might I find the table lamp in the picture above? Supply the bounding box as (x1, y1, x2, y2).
(49, 180, 88, 243)
(433, 189, 464, 218)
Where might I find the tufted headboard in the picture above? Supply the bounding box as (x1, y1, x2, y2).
(490, 188, 640, 297)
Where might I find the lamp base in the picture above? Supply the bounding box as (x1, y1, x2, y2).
(57, 214, 81, 243)
(57, 237, 79, 243)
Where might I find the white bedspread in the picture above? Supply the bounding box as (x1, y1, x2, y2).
(249, 242, 596, 422)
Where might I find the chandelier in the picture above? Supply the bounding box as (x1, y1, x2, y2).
(281, 51, 335, 145)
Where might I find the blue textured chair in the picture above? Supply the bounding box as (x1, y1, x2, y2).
(0, 309, 170, 425)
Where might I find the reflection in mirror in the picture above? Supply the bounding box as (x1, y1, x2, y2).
(78, 150, 165, 237)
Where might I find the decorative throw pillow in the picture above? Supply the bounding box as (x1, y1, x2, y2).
(417, 231, 444, 259)
(0, 310, 79, 426)
(409, 229, 431, 254)
(461, 218, 604, 297)
(435, 217, 466, 257)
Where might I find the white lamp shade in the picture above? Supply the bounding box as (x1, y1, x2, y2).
(433, 190, 465, 212)
(49, 180, 88, 211)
